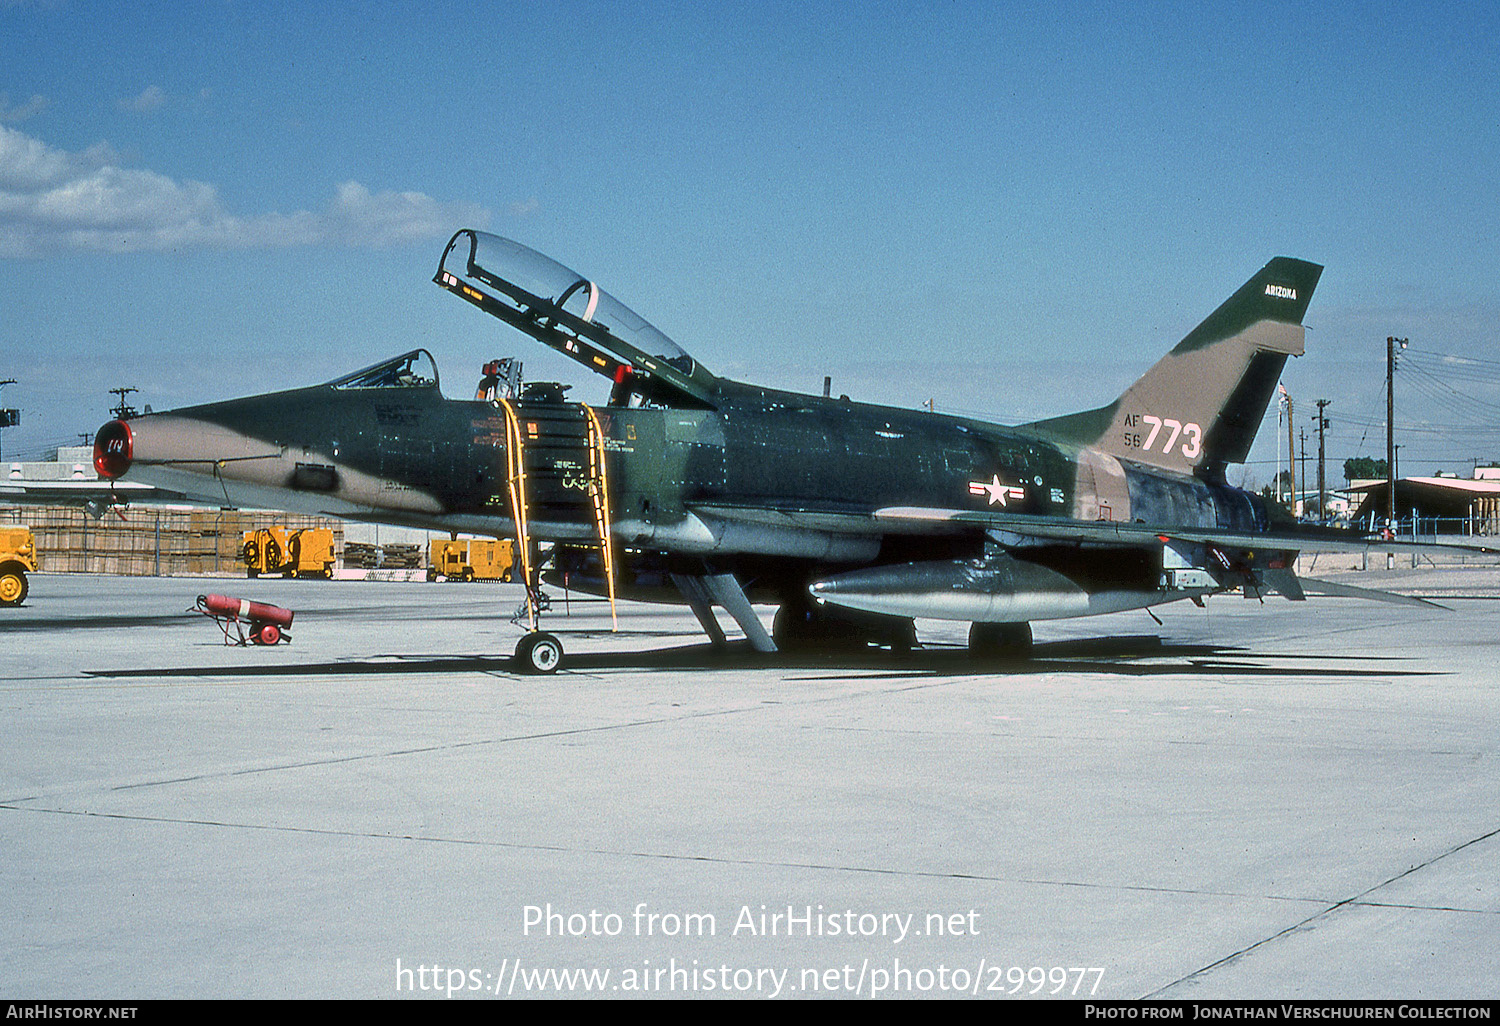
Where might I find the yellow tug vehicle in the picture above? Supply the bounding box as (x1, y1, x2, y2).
(0, 526, 38, 606)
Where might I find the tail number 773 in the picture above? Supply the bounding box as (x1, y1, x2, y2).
(1124, 414, 1203, 459)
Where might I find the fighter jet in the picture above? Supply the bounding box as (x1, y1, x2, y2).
(90, 232, 1448, 671)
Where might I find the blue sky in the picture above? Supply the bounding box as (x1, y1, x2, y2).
(3, 0, 1498, 482)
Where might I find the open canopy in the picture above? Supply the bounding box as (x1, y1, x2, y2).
(435, 230, 716, 408)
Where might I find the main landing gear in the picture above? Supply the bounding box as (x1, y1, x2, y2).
(772, 597, 917, 653)
(967, 621, 1033, 659)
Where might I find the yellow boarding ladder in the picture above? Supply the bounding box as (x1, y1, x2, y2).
(496, 398, 618, 631)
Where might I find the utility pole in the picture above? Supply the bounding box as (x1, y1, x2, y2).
(1315, 399, 1331, 524)
(1299, 428, 1308, 520)
(1285, 394, 1295, 512)
(0, 378, 16, 462)
(1386, 337, 1407, 526)
(109, 387, 139, 421)
(1276, 396, 1284, 507)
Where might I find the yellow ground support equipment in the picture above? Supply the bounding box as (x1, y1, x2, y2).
(242, 527, 335, 579)
(242, 526, 289, 576)
(0, 526, 38, 606)
(287, 528, 336, 578)
(427, 538, 515, 582)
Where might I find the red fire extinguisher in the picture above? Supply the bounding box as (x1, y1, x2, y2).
(194, 593, 295, 645)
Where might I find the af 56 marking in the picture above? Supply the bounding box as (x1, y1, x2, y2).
(1122, 413, 1203, 459)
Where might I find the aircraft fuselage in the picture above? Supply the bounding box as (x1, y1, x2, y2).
(96, 364, 1266, 603)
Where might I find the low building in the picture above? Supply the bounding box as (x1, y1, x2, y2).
(1349, 469, 1500, 536)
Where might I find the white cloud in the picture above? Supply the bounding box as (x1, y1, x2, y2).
(117, 86, 166, 114)
(0, 92, 49, 123)
(0, 126, 490, 257)
(322, 181, 483, 247)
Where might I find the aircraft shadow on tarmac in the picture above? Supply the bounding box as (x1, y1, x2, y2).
(84, 633, 1431, 681)
(556, 634, 1430, 681)
(0, 612, 203, 633)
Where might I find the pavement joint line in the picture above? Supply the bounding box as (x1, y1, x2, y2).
(1143, 822, 1500, 999)
(0, 801, 1385, 910)
(108, 710, 759, 791)
(4, 678, 1483, 804)
(9, 801, 1495, 918)
(802, 723, 1488, 756)
(0, 716, 740, 805)
(0, 674, 976, 802)
(1348, 900, 1500, 915)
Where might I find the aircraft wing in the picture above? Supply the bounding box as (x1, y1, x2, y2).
(872, 506, 1500, 556)
(694, 500, 1499, 555)
(691, 502, 1466, 612)
(1, 479, 173, 506)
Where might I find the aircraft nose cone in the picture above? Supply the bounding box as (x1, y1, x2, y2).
(93, 420, 134, 479)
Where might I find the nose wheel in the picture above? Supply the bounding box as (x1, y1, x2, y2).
(515, 631, 563, 674)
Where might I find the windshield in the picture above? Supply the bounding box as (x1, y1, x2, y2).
(466, 233, 695, 368)
(329, 350, 440, 390)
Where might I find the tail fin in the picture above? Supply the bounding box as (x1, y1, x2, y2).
(1025, 257, 1322, 480)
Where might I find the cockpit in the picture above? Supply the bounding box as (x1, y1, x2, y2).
(435, 230, 717, 409)
(329, 350, 440, 391)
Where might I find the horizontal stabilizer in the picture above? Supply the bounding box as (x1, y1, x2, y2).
(1298, 577, 1448, 610)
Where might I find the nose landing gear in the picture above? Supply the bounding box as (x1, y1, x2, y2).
(514, 631, 564, 674)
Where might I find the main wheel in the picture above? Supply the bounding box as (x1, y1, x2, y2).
(773, 599, 915, 652)
(515, 632, 563, 674)
(0, 565, 28, 606)
(968, 621, 1033, 659)
(253, 622, 281, 645)
(772, 601, 859, 649)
